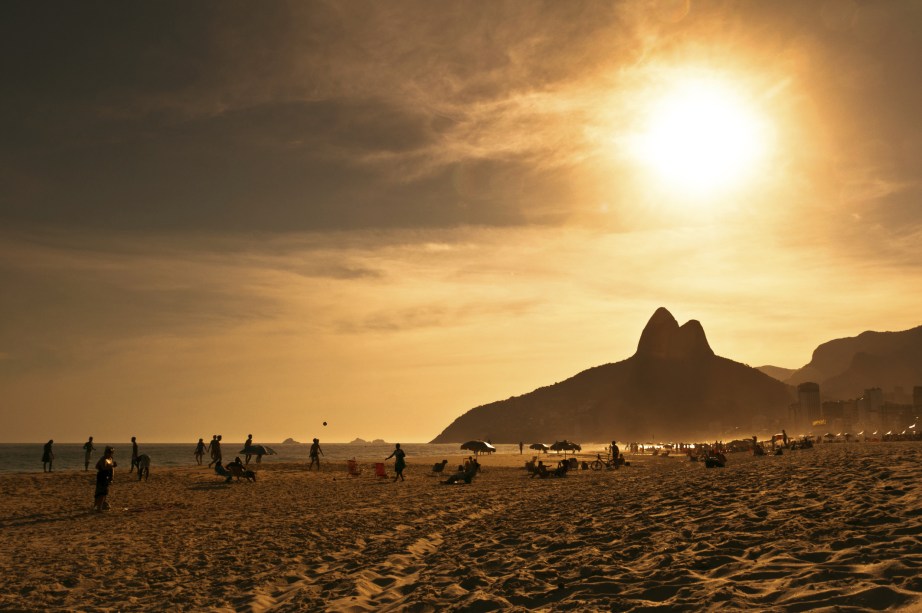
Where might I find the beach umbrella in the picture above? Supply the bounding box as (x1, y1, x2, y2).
(529, 443, 549, 452)
(549, 440, 582, 454)
(460, 440, 495, 455)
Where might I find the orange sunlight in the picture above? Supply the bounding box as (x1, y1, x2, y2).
(628, 72, 774, 200)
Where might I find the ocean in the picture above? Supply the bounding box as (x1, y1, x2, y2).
(1, 441, 535, 474)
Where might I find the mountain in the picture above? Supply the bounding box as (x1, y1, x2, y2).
(756, 365, 796, 382)
(785, 325, 922, 399)
(430, 308, 795, 444)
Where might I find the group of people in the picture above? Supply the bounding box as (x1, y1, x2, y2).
(194, 435, 224, 468)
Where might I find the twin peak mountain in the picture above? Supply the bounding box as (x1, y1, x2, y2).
(430, 308, 793, 443)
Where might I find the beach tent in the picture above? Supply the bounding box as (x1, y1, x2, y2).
(460, 440, 496, 455)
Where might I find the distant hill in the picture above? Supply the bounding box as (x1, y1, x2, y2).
(430, 308, 795, 444)
(757, 365, 796, 382)
(785, 324, 922, 399)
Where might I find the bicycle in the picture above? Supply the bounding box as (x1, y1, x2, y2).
(589, 454, 617, 470)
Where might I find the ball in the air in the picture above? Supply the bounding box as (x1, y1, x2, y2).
(323, 421, 328, 426)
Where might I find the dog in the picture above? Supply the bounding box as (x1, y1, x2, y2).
(136, 454, 151, 481)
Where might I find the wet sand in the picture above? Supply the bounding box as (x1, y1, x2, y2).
(1, 442, 920, 611)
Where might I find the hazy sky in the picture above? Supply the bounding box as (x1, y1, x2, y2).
(2, 1, 922, 443)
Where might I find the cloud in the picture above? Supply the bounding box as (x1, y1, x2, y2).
(3, 1, 922, 440)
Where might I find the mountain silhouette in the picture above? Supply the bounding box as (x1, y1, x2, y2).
(785, 324, 922, 399)
(430, 308, 795, 443)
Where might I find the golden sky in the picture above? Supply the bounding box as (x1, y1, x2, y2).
(2, 1, 921, 442)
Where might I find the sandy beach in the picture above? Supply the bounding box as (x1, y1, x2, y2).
(1, 442, 920, 612)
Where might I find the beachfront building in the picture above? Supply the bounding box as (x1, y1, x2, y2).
(820, 399, 859, 435)
(858, 387, 884, 432)
(797, 382, 821, 433)
(879, 402, 914, 433)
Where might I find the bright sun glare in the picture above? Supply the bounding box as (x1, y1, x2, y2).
(631, 76, 771, 197)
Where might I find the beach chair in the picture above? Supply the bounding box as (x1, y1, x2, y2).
(374, 462, 388, 479)
(347, 458, 361, 477)
(430, 459, 448, 476)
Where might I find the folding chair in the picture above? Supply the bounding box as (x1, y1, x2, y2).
(347, 458, 361, 477)
(374, 462, 388, 479)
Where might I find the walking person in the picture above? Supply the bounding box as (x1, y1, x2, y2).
(83, 436, 95, 471)
(385, 443, 406, 482)
(194, 438, 207, 465)
(42, 439, 55, 472)
(206, 435, 217, 467)
(209, 435, 223, 468)
(93, 446, 117, 512)
(243, 434, 253, 465)
(308, 438, 323, 471)
(129, 436, 140, 474)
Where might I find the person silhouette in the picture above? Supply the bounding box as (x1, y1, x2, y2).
(83, 436, 95, 471)
(42, 440, 54, 472)
(194, 438, 207, 465)
(129, 436, 139, 473)
(94, 446, 117, 512)
(386, 443, 406, 482)
(211, 435, 223, 467)
(308, 438, 323, 471)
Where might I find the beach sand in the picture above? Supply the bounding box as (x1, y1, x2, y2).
(1, 443, 920, 611)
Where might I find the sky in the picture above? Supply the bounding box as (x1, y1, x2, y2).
(2, 1, 922, 443)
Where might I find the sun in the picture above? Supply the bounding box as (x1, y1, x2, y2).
(629, 75, 771, 197)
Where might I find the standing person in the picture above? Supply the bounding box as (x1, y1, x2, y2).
(386, 443, 406, 482)
(519, 441, 523, 455)
(129, 436, 139, 474)
(83, 436, 95, 471)
(782, 429, 789, 448)
(42, 440, 55, 472)
(243, 434, 253, 466)
(308, 438, 323, 471)
(93, 446, 117, 512)
(194, 438, 207, 465)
